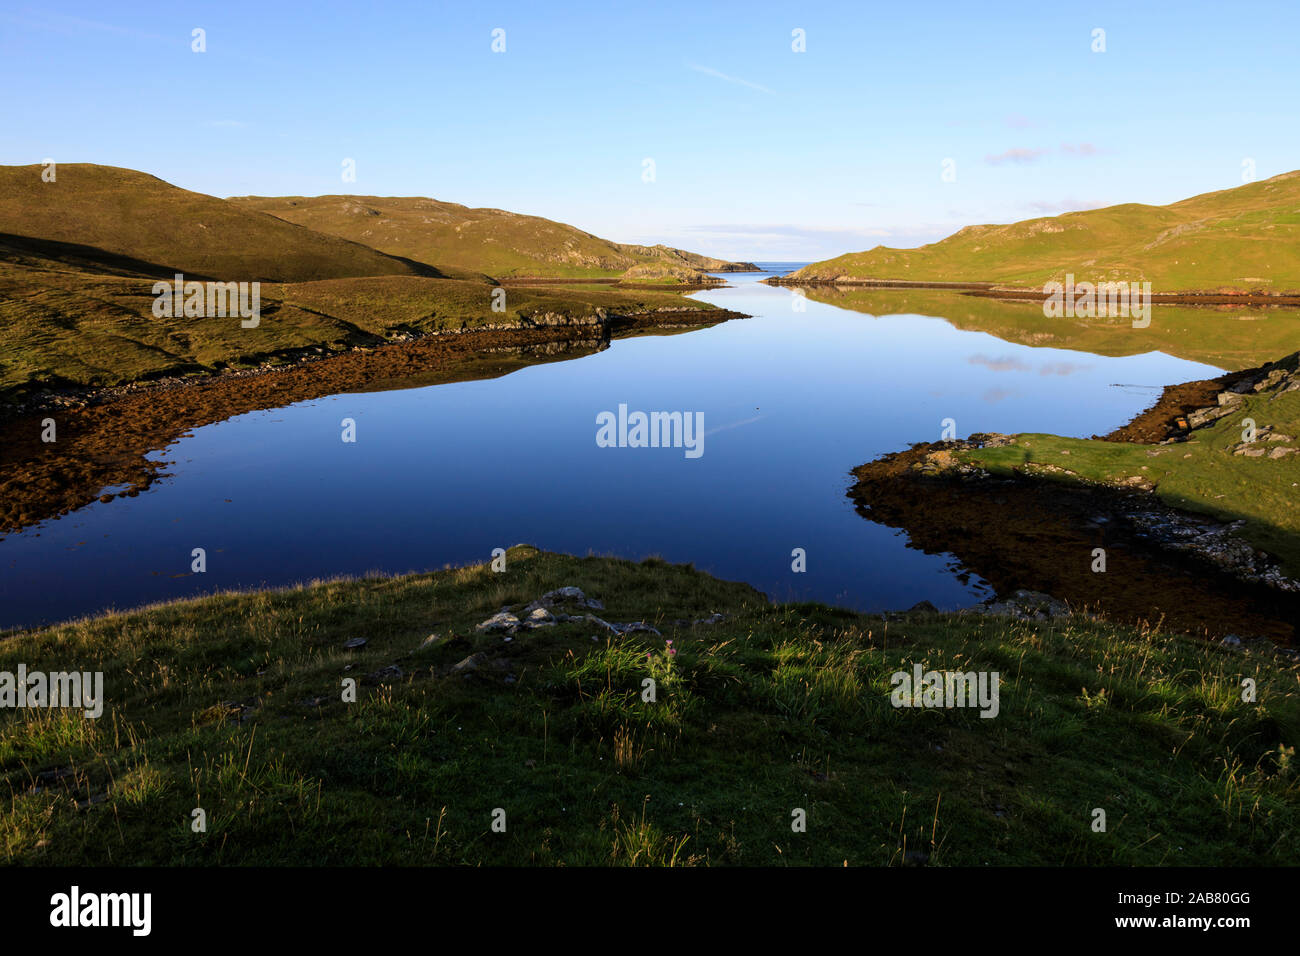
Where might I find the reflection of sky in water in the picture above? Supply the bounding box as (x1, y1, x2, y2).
(0, 268, 1224, 630)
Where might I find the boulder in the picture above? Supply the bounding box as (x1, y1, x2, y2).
(476, 612, 519, 633)
(451, 653, 486, 674)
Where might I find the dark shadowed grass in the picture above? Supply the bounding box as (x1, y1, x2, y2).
(1, 547, 1296, 866)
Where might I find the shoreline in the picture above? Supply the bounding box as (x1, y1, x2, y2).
(848, 359, 1300, 643)
(0, 306, 747, 534)
(763, 276, 1300, 306)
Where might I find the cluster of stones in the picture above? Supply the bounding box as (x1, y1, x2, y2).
(326, 587, 731, 689)
(473, 586, 664, 639)
(1177, 357, 1300, 460)
(1126, 509, 1300, 592)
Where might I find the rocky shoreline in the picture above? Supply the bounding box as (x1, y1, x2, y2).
(763, 275, 1300, 306)
(0, 306, 747, 534)
(0, 305, 745, 420)
(848, 355, 1300, 643)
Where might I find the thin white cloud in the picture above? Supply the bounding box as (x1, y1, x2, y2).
(0, 11, 174, 43)
(688, 64, 774, 95)
(970, 354, 1031, 372)
(686, 224, 892, 242)
(1039, 361, 1091, 376)
(985, 147, 1048, 165)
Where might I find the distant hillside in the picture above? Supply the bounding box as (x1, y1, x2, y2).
(0, 164, 435, 283)
(612, 243, 757, 273)
(790, 171, 1300, 293)
(231, 194, 757, 278)
(617, 262, 724, 286)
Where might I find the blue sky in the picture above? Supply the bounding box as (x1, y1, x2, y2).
(2, 0, 1297, 260)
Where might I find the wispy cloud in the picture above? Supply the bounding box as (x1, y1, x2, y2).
(1039, 361, 1091, 376)
(687, 223, 891, 241)
(986, 143, 1102, 166)
(985, 147, 1048, 165)
(1004, 113, 1036, 129)
(0, 11, 174, 43)
(688, 64, 774, 95)
(969, 354, 1031, 372)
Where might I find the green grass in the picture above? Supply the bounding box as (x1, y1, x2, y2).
(0, 164, 429, 283)
(791, 170, 1300, 293)
(230, 194, 755, 279)
(2, 546, 1295, 866)
(961, 366, 1300, 574)
(0, 162, 739, 402)
(0, 264, 718, 401)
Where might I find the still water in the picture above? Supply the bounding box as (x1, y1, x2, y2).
(0, 264, 1222, 629)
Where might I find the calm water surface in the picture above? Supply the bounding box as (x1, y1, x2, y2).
(0, 264, 1224, 629)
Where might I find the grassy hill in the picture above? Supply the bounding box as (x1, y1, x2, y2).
(617, 262, 724, 286)
(612, 243, 758, 274)
(790, 171, 1300, 293)
(0, 163, 741, 402)
(1, 545, 1295, 866)
(0, 262, 721, 401)
(0, 164, 435, 283)
(231, 194, 757, 279)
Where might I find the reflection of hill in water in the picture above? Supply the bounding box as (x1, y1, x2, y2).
(801, 287, 1300, 371)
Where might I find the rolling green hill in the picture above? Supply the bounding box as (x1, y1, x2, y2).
(230, 194, 757, 279)
(791, 171, 1300, 293)
(0, 164, 436, 283)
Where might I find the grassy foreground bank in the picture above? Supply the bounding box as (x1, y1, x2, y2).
(2, 546, 1296, 866)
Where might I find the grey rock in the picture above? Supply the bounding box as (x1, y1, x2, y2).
(476, 612, 520, 633)
(971, 589, 1070, 621)
(343, 637, 367, 650)
(451, 653, 487, 674)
